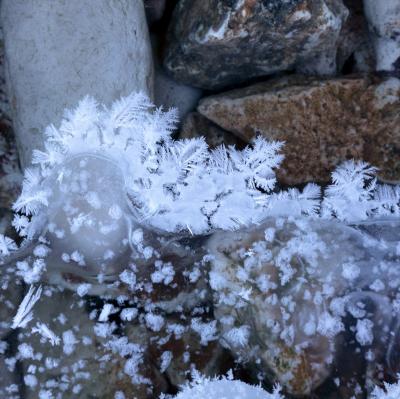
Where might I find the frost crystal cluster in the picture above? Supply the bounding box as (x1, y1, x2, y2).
(1, 93, 400, 398)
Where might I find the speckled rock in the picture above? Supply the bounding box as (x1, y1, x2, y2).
(207, 218, 400, 396)
(363, 0, 400, 73)
(145, 313, 229, 388)
(0, 207, 23, 340)
(1, 0, 154, 168)
(0, 353, 20, 399)
(19, 286, 155, 399)
(179, 112, 246, 149)
(163, 0, 349, 90)
(198, 75, 400, 185)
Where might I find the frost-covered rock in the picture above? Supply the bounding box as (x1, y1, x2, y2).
(170, 376, 284, 399)
(363, 0, 400, 73)
(207, 218, 400, 396)
(19, 286, 154, 399)
(0, 353, 20, 399)
(1, 0, 154, 168)
(139, 313, 227, 388)
(198, 75, 400, 185)
(163, 0, 348, 89)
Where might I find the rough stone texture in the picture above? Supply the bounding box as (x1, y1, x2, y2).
(0, 271, 23, 339)
(136, 313, 230, 390)
(0, 170, 22, 342)
(144, 0, 167, 26)
(20, 287, 158, 399)
(207, 218, 400, 397)
(163, 0, 349, 90)
(363, 0, 400, 73)
(198, 75, 400, 185)
(336, 0, 375, 73)
(153, 36, 202, 122)
(1, 0, 154, 168)
(179, 112, 246, 149)
(0, 354, 20, 399)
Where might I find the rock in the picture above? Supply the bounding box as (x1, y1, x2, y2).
(153, 36, 202, 122)
(0, 353, 20, 399)
(207, 218, 400, 396)
(144, 313, 229, 388)
(19, 286, 156, 399)
(336, 0, 375, 73)
(145, 0, 167, 27)
(363, 0, 400, 73)
(179, 112, 246, 149)
(198, 75, 400, 185)
(0, 121, 21, 209)
(154, 70, 202, 122)
(0, 273, 23, 340)
(163, 0, 349, 90)
(0, 209, 23, 340)
(1, 0, 154, 168)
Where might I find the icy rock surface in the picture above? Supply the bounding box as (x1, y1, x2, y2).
(208, 218, 400, 396)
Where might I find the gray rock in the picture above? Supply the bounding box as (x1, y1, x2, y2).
(336, 0, 375, 73)
(1, 0, 154, 168)
(153, 35, 202, 122)
(363, 0, 400, 73)
(0, 208, 23, 340)
(180, 112, 245, 149)
(154, 67, 202, 122)
(0, 354, 20, 399)
(163, 0, 349, 90)
(144, 0, 167, 26)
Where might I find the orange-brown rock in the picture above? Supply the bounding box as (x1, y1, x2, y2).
(198, 75, 400, 185)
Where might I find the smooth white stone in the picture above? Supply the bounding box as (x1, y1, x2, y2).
(363, 0, 400, 72)
(1, 0, 154, 167)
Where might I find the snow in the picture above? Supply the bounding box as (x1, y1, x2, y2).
(170, 376, 284, 399)
(371, 377, 400, 399)
(355, 319, 374, 346)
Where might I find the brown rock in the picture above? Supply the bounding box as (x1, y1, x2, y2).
(163, 0, 349, 90)
(179, 112, 246, 149)
(143, 313, 230, 389)
(20, 287, 157, 399)
(198, 75, 400, 185)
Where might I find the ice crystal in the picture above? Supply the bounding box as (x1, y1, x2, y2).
(11, 285, 42, 329)
(170, 374, 284, 399)
(371, 377, 400, 399)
